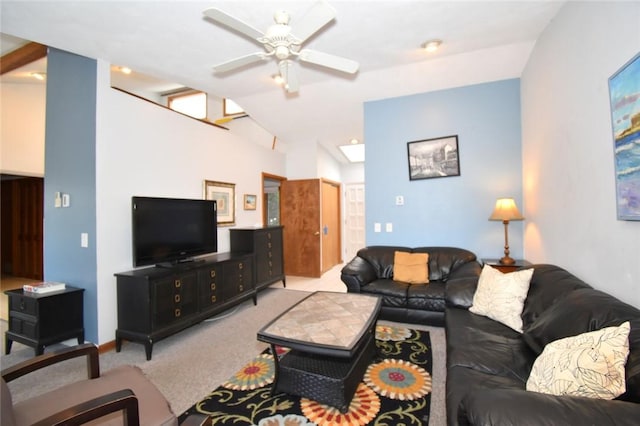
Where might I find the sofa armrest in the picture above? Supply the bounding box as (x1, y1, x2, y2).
(32, 389, 140, 426)
(2, 343, 100, 382)
(446, 277, 479, 309)
(447, 260, 482, 281)
(459, 388, 640, 426)
(340, 256, 377, 292)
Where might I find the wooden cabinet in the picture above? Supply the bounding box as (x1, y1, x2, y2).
(230, 227, 285, 291)
(115, 252, 254, 360)
(5, 286, 84, 356)
(482, 258, 532, 273)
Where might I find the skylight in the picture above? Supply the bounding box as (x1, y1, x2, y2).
(339, 144, 365, 163)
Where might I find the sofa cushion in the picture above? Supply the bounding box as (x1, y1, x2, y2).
(407, 281, 445, 312)
(12, 365, 177, 426)
(526, 322, 630, 400)
(356, 246, 412, 279)
(360, 279, 407, 308)
(413, 246, 477, 281)
(523, 288, 640, 354)
(469, 265, 533, 332)
(393, 251, 429, 284)
(520, 264, 592, 329)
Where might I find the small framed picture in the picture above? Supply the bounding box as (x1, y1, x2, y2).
(407, 135, 460, 180)
(244, 194, 257, 210)
(204, 180, 235, 225)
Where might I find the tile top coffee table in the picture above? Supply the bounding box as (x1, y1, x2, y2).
(258, 291, 381, 411)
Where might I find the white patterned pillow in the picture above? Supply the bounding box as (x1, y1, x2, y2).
(469, 264, 533, 332)
(526, 321, 630, 399)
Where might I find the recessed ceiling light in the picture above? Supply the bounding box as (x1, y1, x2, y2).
(119, 66, 132, 75)
(30, 72, 46, 81)
(421, 39, 442, 52)
(350, 138, 359, 145)
(272, 74, 284, 85)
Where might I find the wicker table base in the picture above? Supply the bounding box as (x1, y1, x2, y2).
(272, 332, 377, 412)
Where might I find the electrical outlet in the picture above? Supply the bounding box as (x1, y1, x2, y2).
(374, 223, 381, 232)
(386, 223, 393, 232)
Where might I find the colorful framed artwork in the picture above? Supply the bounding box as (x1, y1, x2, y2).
(204, 180, 235, 225)
(407, 135, 460, 180)
(244, 194, 257, 210)
(608, 52, 640, 221)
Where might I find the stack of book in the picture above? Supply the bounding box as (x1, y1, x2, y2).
(23, 281, 66, 294)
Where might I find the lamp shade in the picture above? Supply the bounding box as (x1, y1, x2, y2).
(489, 198, 524, 221)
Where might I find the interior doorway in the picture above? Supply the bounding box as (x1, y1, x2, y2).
(261, 173, 286, 226)
(1, 174, 44, 280)
(343, 182, 365, 262)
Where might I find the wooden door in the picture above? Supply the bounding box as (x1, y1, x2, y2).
(281, 179, 321, 277)
(321, 179, 341, 273)
(1, 177, 44, 279)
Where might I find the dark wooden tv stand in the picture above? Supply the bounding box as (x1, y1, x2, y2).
(114, 252, 254, 360)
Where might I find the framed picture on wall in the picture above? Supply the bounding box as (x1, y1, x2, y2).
(243, 194, 257, 210)
(608, 52, 640, 221)
(407, 135, 460, 180)
(204, 180, 235, 225)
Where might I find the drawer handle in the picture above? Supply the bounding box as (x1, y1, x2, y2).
(175, 308, 181, 317)
(174, 294, 181, 303)
(268, 242, 272, 248)
(20, 301, 26, 310)
(269, 261, 273, 267)
(268, 252, 272, 258)
(267, 232, 272, 239)
(210, 270, 216, 278)
(210, 283, 216, 291)
(175, 279, 181, 288)
(239, 285, 244, 292)
(211, 295, 217, 303)
(238, 263, 243, 270)
(239, 274, 243, 281)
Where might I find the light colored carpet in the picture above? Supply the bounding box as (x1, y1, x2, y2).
(1, 265, 447, 425)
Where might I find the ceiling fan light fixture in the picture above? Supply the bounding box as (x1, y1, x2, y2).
(421, 39, 442, 52)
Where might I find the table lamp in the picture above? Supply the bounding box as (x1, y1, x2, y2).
(489, 198, 524, 265)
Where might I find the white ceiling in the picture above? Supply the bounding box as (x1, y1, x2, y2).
(0, 0, 565, 163)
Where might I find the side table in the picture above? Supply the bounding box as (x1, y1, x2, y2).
(5, 286, 84, 355)
(482, 258, 532, 273)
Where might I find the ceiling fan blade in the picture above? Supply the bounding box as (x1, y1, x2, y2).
(298, 49, 359, 74)
(203, 8, 264, 40)
(213, 53, 266, 73)
(291, 0, 337, 43)
(279, 60, 299, 93)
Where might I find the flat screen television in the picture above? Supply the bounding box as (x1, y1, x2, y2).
(132, 196, 217, 267)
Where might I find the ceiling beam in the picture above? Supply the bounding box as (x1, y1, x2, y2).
(0, 42, 47, 75)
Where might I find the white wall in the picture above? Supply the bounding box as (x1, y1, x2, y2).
(95, 61, 286, 343)
(0, 83, 46, 176)
(522, 1, 640, 307)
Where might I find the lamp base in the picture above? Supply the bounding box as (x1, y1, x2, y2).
(499, 256, 516, 265)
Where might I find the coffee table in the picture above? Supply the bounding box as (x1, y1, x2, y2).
(257, 291, 381, 412)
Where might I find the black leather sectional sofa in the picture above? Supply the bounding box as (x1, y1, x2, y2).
(445, 263, 640, 425)
(340, 246, 481, 326)
(341, 247, 640, 424)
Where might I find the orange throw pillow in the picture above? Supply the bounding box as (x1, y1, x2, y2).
(393, 251, 429, 284)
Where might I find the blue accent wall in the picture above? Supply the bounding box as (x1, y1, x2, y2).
(44, 48, 98, 343)
(364, 79, 524, 259)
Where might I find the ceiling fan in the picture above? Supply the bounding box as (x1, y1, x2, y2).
(203, 0, 359, 93)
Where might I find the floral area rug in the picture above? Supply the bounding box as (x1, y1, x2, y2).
(179, 325, 432, 425)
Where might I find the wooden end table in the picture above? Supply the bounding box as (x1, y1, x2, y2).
(482, 258, 532, 273)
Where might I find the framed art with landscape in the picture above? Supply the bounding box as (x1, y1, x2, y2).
(608, 52, 640, 221)
(407, 135, 460, 181)
(204, 180, 235, 225)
